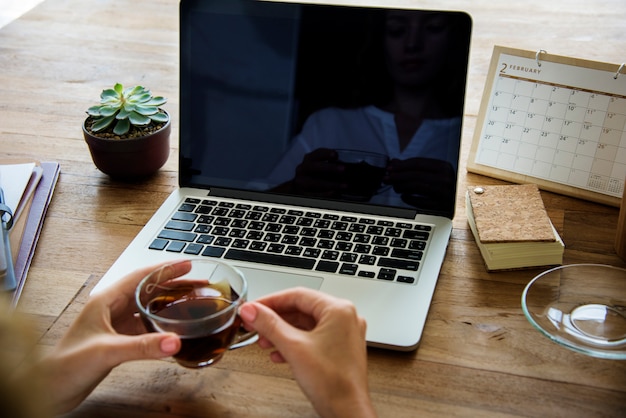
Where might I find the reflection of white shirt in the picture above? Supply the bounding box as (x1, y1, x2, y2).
(267, 105, 461, 207)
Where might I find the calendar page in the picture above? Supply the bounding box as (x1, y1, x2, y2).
(468, 46, 626, 206)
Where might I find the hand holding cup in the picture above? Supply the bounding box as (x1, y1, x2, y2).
(135, 259, 257, 368)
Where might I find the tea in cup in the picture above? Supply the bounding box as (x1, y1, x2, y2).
(135, 259, 257, 368)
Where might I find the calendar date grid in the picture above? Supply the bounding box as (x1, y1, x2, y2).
(475, 73, 626, 197)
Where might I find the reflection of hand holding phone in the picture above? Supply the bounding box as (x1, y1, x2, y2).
(335, 149, 389, 201)
(384, 157, 455, 209)
(290, 148, 346, 198)
(281, 148, 392, 202)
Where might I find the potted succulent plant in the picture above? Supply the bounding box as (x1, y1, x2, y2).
(83, 83, 171, 179)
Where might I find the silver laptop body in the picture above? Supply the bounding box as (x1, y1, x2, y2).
(93, 0, 472, 351)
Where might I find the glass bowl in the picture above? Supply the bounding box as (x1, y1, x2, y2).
(522, 264, 626, 359)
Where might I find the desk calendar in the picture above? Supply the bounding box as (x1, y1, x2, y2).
(468, 46, 626, 206)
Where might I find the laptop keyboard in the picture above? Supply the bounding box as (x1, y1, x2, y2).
(148, 197, 433, 284)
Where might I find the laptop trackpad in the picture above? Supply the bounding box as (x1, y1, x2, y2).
(237, 266, 324, 300)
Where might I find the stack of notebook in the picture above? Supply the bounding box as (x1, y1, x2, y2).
(0, 160, 60, 305)
(466, 183, 564, 271)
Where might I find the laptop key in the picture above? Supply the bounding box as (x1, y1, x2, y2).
(390, 238, 408, 248)
(165, 220, 195, 231)
(201, 246, 226, 258)
(184, 243, 204, 255)
(178, 203, 196, 212)
(166, 241, 186, 253)
(267, 243, 285, 253)
(339, 263, 358, 275)
(194, 224, 211, 233)
(158, 230, 197, 242)
(195, 205, 213, 214)
(225, 249, 316, 270)
(231, 239, 249, 249)
(390, 249, 423, 261)
(172, 212, 197, 222)
(403, 230, 430, 240)
(149, 238, 168, 250)
(340, 252, 357, 262)
(303, 248, 321, 258)
(316, 260, 339, 273)
(372, 236, 388, 245)
(378, 268, 396, 281)
(285, 245, 303, 256)
(249, 241, 267, 251)
(409, 240, 427, 250)
(214, 237, 232, 246)
(335, 241, 353, 251)
(397, 275, 416, 284)
(321, 250, 339, 260)
(378, 258, 419, 271)
(349, 223, 366, 232)
(372, 246, 389, 256)
(197, 234, 215, 244)
(358, 255, 376, 265)
(197, 215, 215, 224)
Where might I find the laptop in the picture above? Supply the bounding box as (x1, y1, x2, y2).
(93, 0, 472, 351)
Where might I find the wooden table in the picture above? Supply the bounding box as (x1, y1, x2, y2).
(2, 0, 625, 416)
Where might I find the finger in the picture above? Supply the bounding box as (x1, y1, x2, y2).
(269, 350, 287, 363)
(253, 287, 340, 323)
(239, 301, 304, 350)
(102, 332, 181, 366)
(99, 260, 193, 316)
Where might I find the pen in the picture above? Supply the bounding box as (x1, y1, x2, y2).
(0, 185, 16, 292)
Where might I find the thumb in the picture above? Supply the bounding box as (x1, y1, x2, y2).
(105, 333, 181, 365)
(240, 302, 295, 349)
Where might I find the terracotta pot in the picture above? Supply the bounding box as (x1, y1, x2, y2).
(83, 112, 171, 179)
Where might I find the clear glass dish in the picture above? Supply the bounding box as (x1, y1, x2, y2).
(522, 264, 626, 360)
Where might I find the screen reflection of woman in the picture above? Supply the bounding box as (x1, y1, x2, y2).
(268, 10, 470, 213)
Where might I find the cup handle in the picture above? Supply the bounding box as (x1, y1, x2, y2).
(229, 330, 259, 350)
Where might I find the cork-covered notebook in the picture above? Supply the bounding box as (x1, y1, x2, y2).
(466, 184, 564, 271)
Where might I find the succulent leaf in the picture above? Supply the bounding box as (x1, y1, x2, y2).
(86, 105, 102, 116)
(132, 93, 152, 104)
(98, 106, 119, 117)
(91, 114, 116, 132)
(149, 112, 169, 123)
(135, 105, 158, 116)
(100, 88, 119, 101)
(116, 108, 132, 120)
(126, 85, 144, 97)
(128, 111, 151, 126)
(113, 118, 130, 136)
(144, 96, 167, 106)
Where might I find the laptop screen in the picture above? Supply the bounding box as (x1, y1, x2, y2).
(179, 0, 472, 219)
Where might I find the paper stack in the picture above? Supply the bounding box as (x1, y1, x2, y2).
(466, 183, 564, 271)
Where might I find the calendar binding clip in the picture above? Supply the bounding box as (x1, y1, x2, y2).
(614, 63, 625, 79)
(535, 49, 547, 67)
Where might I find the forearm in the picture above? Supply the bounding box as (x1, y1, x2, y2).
(313, 385, 377, 418)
